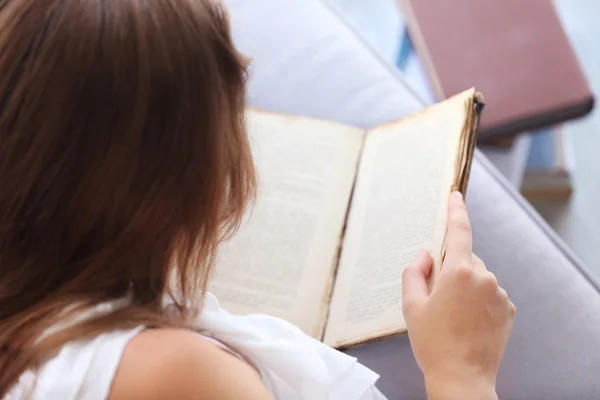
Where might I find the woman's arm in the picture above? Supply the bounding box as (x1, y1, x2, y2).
(403, 192, 515, 400)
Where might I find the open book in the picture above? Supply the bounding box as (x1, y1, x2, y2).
(210, 88, 483, 348)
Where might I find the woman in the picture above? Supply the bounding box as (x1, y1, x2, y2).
(0, 0, 515, 399)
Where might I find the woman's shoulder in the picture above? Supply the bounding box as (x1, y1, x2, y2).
(108, 328, 274, 400)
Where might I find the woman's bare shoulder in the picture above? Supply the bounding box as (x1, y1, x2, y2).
(108, 328, 274, 400)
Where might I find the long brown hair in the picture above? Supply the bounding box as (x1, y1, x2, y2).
(0, 0, 255, 394)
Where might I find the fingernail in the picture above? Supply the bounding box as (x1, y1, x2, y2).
(452, 191, 463, 202)
(417, 250, 432, 277)
(418, 250, 429, 262)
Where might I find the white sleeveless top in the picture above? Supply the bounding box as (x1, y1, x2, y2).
(5, 293, 387, 400)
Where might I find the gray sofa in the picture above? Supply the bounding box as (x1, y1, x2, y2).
(225, 0, 600, 398)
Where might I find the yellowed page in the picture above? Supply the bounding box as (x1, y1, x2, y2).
(323, 90, 473, 347)
(210, 110, 364, 338)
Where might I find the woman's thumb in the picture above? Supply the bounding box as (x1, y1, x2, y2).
(402, 250, 433, 316)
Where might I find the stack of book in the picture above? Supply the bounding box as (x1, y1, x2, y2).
(395, 19, 575, 201)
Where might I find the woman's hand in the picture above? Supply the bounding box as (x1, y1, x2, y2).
(402, 192, 515, 400)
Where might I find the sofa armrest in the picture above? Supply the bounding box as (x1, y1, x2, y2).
(225, 1, 600, 398)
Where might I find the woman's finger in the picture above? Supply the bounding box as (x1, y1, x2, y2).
(471, 253, 488, 272)
(443, 192, 473, 270)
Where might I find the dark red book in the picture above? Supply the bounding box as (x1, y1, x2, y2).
(399, 0, 594, 139)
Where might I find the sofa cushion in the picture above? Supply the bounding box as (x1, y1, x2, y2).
(225, 0, 600, 398)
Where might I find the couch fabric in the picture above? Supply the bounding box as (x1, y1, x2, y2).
(225, 0, 600, 398)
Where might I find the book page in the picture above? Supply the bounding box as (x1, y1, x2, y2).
(210, 110, 364, 338)
(323, 92, 470, 347)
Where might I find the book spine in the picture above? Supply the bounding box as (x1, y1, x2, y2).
(397, 0, 445, 101)
(520, 125, 574, 201)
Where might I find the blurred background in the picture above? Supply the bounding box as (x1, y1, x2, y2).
(328, 0, 599, 273)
